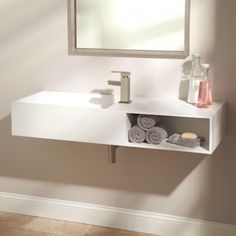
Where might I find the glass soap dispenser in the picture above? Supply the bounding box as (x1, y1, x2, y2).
(187, 54, 202, 104)
(197, 64, 212, 108)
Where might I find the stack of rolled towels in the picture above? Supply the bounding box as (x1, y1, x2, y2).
(128, 115, 168, 145)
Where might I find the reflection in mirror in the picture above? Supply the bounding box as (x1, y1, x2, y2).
(68, 0, 190, 58)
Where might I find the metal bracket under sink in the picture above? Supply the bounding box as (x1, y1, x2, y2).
(107, 145, 119, 164)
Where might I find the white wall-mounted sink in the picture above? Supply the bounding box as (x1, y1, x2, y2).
(12, 91, 225, 155)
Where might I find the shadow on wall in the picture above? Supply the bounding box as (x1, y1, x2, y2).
(1, 0, 236, 230)
(200, 0, 236, 225)
(0, 114, 204, 196)
(175, 0, 236, 225)
(168, 1, 236, 226)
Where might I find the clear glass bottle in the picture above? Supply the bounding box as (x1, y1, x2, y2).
(187, 54, 202, 104)
(197, 64, 212, 108)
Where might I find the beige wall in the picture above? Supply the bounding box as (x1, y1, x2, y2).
(0, 0, 235, 225)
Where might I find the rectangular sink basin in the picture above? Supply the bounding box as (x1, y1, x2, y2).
(16, 91, 117, 109)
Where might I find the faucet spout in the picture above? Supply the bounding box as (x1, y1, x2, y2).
(107, 80, 121, 86)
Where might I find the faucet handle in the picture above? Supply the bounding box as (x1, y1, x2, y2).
(111, 71, 131, 77)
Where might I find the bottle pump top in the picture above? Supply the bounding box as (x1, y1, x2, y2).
(202, 64, 210, 80)
(202, 64, 210, 69)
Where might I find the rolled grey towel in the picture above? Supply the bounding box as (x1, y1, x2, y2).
(128, 126, 146, 143)
(137, 115, 160, 131)
(145, 126, 168, 144)
(168, 133, 201, 148)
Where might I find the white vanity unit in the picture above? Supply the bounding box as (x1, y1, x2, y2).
(11, 91, 225, 155)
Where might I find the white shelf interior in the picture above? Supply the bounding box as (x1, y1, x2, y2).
(126, 113, 210, 154)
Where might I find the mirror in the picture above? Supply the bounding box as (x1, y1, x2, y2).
(68, 0, 190, 58)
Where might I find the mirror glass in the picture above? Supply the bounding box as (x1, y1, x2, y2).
(68, 0, 190, 58)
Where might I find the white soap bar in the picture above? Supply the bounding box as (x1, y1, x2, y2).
(181, 132, 198, 140)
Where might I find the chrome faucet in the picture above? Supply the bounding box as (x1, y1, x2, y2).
(108, 71, 131, 103)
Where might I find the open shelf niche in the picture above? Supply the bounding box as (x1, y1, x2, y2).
(126, 113, 210, 154)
